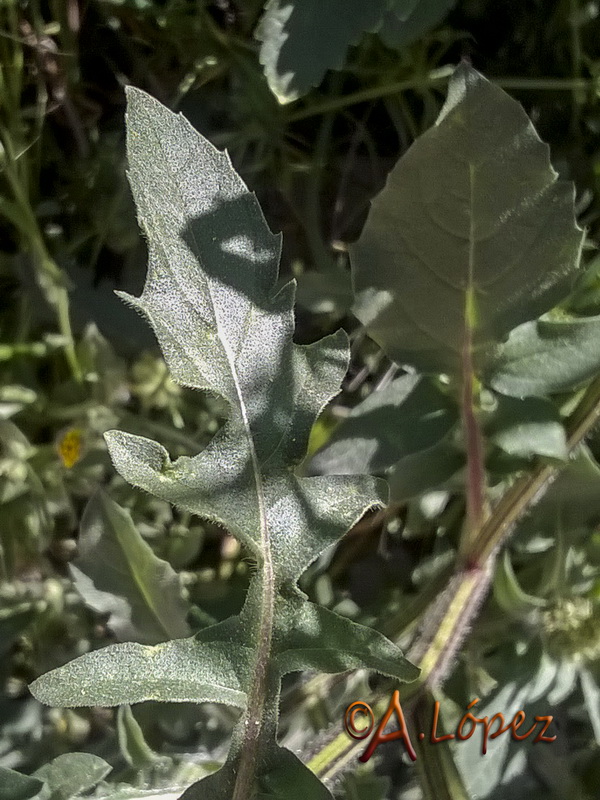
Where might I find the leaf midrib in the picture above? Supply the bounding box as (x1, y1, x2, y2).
(148, 119, 276, 794)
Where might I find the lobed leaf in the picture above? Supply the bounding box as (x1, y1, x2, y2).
(30, 87, 418, 799)
(256, 1, 455, 104)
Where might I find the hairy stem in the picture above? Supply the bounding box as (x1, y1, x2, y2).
(304, 375, 600, 786)
(459, 285, 488, 560)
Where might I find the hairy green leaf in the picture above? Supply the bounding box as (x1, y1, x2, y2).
(351, 63, 583, 378)
(487, 312, 600, 397)
(33, 754, 112, 800)
(310, 374, 457, 475)
(30, 87, 418, 800)
(70, 491, 190, 644)
(30, 623, 251, 708)
(0, 767, 46, 800)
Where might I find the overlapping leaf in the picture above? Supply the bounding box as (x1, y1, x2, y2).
(256, 0, 456, 103)
(70, 491, 190, 644)
(486, 312, 600, 397)
(30, 88, 418, 799)
(351, 63, 584, 379)
(310, 374, 457, 476)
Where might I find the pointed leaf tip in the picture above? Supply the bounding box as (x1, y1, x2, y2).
(351, 63, 583, 378)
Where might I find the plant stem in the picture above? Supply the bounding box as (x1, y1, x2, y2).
(286, 69, 596, 123)
(304, 375, 600, 786)
(459, 283, 488, 560)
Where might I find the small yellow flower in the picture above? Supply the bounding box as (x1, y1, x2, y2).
(56, 427, 84, 469)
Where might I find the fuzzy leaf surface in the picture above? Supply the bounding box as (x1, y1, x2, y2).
(33, 754, 112, 800)
(30, 621, 251, 709)
(30, 88, 417, 799)
(486, 312, 600, 396)
(70, 491, 190, 644)
(351, 63, 583, 378)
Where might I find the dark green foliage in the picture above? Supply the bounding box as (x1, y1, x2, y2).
(2, 3, 600, 799)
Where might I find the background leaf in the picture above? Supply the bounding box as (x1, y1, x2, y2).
(256, 1, 455, 104)
(379, 0, 457, 50)
(0, 767, 46, 800)
(117, 705, 172, 769)
(351, 63, 583, 378)
(310, 374, 457, 475)
(487, 313, 600, 397)
(485, 394, 567, 460)
(70, 491, 191, 645)
(33, 754, 112, 800)
(256, 0, 389, 104)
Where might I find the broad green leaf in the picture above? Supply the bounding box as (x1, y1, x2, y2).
(485, 394, 567, 460)
(70, 491, 190, 644)
(0, 767, 46, 800)
(256, 1, 454, 104)
(33, 754, 112, 800)
(486, 312, 600, 397)
(351, 64, 583, 378)
(30, 620, 251, 708)
(31, 88, 418, 800)
(310, 375, 457, 475)
(388, 436, 465, 501)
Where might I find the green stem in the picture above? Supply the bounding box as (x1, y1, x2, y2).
(286, 70, 596, 123)
(304, 375, 600, 786)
